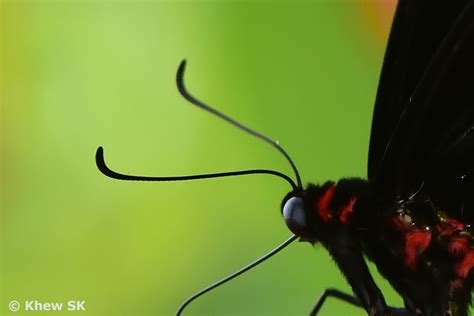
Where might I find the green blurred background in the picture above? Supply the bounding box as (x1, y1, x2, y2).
(0, 1, 411, 315)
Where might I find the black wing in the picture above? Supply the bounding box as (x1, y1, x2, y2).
(368, 0, 474, 220)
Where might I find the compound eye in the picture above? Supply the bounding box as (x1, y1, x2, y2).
(282, 197, 307, 235)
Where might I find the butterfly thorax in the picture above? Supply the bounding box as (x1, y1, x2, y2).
(291, 178, 474, 315)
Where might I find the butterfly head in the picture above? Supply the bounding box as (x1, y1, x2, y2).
(281, 188, 318, 242)
(282, 193, 308, 237)
(282, 182, 339, 243)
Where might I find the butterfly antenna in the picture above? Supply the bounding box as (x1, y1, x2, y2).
(176, 59, 302, 189)
(176, 234, 297, 316)
(95, 61, 301, 313)
(95, 147, 296, 190)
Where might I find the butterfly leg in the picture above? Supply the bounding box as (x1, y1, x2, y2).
(326, 241, 388, 315)
(309, 289, 408, 316)
(309, 288, 362, 315)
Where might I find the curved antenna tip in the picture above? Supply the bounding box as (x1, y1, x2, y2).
(95, 146, 107, 173)
(96, 146, 104, 161)
(177, 59, 187, 76)
(176, 59, 188, 94)
(95, 146, 127, 181)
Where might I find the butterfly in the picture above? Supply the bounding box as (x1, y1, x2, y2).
(96, 0, 474, 315)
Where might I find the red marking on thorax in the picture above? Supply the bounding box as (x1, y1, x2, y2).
(447, 236, 474, 279)
(339, 198, 357, 224)
(457, 250, 474, 279)
(389, 215, 432, 269)
(392, 208, 474, 279)
(316, 184, 335, 222)
(449, 236, 469, 255)
(405, 230, 431, 270)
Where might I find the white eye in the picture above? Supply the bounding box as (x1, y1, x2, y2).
(282, 197, 307, 235)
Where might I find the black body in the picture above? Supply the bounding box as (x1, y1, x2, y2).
(281, 1, 474, 315)
(369, 1, 474, 313)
